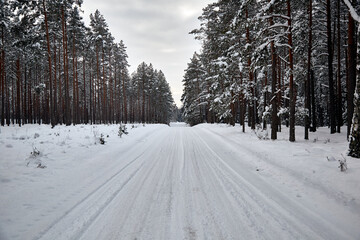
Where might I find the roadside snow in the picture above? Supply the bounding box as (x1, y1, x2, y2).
(0, 123, 359, 240)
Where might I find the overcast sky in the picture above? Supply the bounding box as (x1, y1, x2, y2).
(81, 0, 213, 107)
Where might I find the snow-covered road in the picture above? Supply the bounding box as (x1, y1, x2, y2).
(1, 123, 360, 239)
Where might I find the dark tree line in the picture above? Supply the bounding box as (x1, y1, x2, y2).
(182, 0, 360, 157)
(0, 0, 174, 127)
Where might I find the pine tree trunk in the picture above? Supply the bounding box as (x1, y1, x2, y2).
(6, 66, 9, 125)
(310, 70, 317, 131)
(270, 3, 278, 140)
(72, 38, 77, 124)
(336, 0, 342, 133)
(16, 58, 21, 126)
(122, 70, 128, 123)
(11, 68, 15, 124)
(53, 39, 58, 124)
(287, 0, 295, 142)
(326, 0, 336, 133)
(246, 8, 255, 130)
(114, 62, 118, 122)
(0, 39, 4, 126)
(142, 73, 145, 123)
(277, 56, 282, 131)
(89, 60, 93, 124)
(102, 48, 107, 123)
(263, 72, 268, 129)
(23, 64, 27, 124)
(43, 0, 54, 127)
(109, 49, 113, 124)
(75, 54, 79, 124)
(305, 0, 313, 138)
(347, 9, 357, 139)
(83, 56, 87, 124)
(28, 69, 32, 124)
(62, 7, 70, 126)
(96, 45, 100, 123)
(348, 25, 360, 158)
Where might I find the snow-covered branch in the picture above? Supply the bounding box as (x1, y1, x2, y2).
(342, 0, 360, 22)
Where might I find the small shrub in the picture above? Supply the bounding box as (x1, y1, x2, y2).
(37, 163, 46, 169)
(30, 147, 41, 157)
(118, 124, 129, 138)
(99, 134, 105, 145)
(254, 124, 269, 140)
(338, 155, 348, 172)
(27, 146, 46, 168)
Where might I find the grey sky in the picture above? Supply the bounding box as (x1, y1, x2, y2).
(81, 0, 212, 107)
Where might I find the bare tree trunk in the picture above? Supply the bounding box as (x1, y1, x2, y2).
(122, 70, 127, 123)
(22, 66, 26, 123)
(246, 8, 255, 130)
(0, 27, 4, 126)
(347, 8, 357, 139)
(28, 68, 32, 123)
(62, 7, 70, 125)
(89, 59, 93, 124)
(142, 72, 145, 123)
(83, 56, 87, 123)
(72, 38, 76, 124)
(305, 0, 313, 138)
(109, 49, 113, 123)
(16, 58, 21, 126)
(43, 0, 54, 127)
(287, 0, 295, 142)
(336, 0, 343, 133)
(96, 46, 99, 123)
(53, 38, 58, 124)
(326, 0, 336, 133)
(102, 48, 107, 123)
(348, 24, 359, 158)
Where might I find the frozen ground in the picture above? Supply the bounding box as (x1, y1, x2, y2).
(0, 123, 359, 240)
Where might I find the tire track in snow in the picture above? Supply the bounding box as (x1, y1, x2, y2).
(202, 126, 360, 212)
(176, 128, 229, 239)
(78, 127, 182, 240)
(193, 128, 354, 240)
(193, 129, 304, 239)
(32, 128, 169, 240)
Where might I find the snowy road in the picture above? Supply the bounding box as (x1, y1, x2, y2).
(1, 124, 360, 240)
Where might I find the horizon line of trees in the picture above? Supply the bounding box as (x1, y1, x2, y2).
(181, 0, 360, 157)
(0, 0, 174, 127)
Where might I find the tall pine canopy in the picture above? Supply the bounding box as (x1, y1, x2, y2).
(0, 0, 174, 126)
(182, 0, 360, 157)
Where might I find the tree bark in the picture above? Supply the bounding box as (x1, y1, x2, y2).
(348, 25, 360, 158)
(62, 7, 70, 125)
(43, 0, 54, 127)
(336, 0, 343, 133)
(0, 29, 4, 126)
(270, 10, 278, 140)
(246, 8, 255, 130)
(326, 0, 336, 133)
(347, 8, 357, 139)
(287, 0, 295, 142)
(305, 0, 313, 138)
(16, 58, 21, 126)
(122, 69, 128, 123)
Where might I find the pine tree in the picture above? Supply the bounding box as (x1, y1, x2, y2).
(342, 0, 360, 158)
(181, 52, 205, 126)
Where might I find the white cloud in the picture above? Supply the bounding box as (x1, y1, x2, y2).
(81, 0, 213, 107)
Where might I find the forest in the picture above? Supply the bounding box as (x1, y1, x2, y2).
(181, 0, 360, 157)
(0, 0, 175, 127)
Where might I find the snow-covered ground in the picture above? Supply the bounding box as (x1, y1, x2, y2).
(0, 123, 359, 240)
